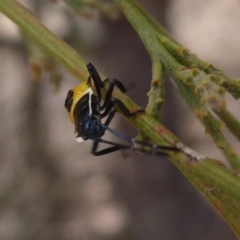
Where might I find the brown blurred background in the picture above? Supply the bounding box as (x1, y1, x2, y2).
(0, 0, 240, 239)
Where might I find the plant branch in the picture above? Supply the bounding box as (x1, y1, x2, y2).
(0, 0, 89, 81)
(158, 27, 240, 100)
(114, 0, 240, 168)
(146, 61, 165, 118)
(114, 0, 240, 236)
(64, 0, 119, 19)
(214, 108, 240, 144)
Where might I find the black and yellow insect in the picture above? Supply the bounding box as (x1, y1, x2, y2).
(65, 62, 179, 156)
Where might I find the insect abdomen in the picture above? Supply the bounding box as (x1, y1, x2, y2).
(73, 92, 104, 141)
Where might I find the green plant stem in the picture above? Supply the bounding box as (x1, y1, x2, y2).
(174, 77, 240, 170)
(114, 0, 240, 236)
(114, 0, 240, 167)
(158, 30, 240, 100)
(0, 0, 89, 81)
(64, 0, 118, 19)
(146, 61, 165, 118)
(215, 109, 240, 143)
(113, 87, 240, 201)
(135, 61, 165, 146)
(177, 162, 240, 237)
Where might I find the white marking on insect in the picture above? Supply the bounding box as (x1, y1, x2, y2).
(76, 137, 84, 142)
(88, 89, 93, 115)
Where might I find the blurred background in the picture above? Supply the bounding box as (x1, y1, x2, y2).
(0, 0, 240, 239)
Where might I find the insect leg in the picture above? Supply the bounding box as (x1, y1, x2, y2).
(103, 78, 127, 93)
(87, 63, 131, 112)
(101, 98, 144, 119)
(100, 79, 128, 111)
(91, 139, 175, 156)
(103, 109, 116, 127)
(87, 62, 104, 101)
(105, 126, 180, 153)
(91, 139, 127, 156)
(87, 63, 126, 105)
(101, 110, 138, 146)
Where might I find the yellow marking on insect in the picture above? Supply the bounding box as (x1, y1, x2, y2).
(68, 81, 92, 123)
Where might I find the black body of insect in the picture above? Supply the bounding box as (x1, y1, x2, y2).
(65, 62, 179, 156)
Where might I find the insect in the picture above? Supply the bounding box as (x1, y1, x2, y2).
(65, 62, 179, 156)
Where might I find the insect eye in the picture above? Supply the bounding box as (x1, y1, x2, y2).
(65, 90, 74, 112)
